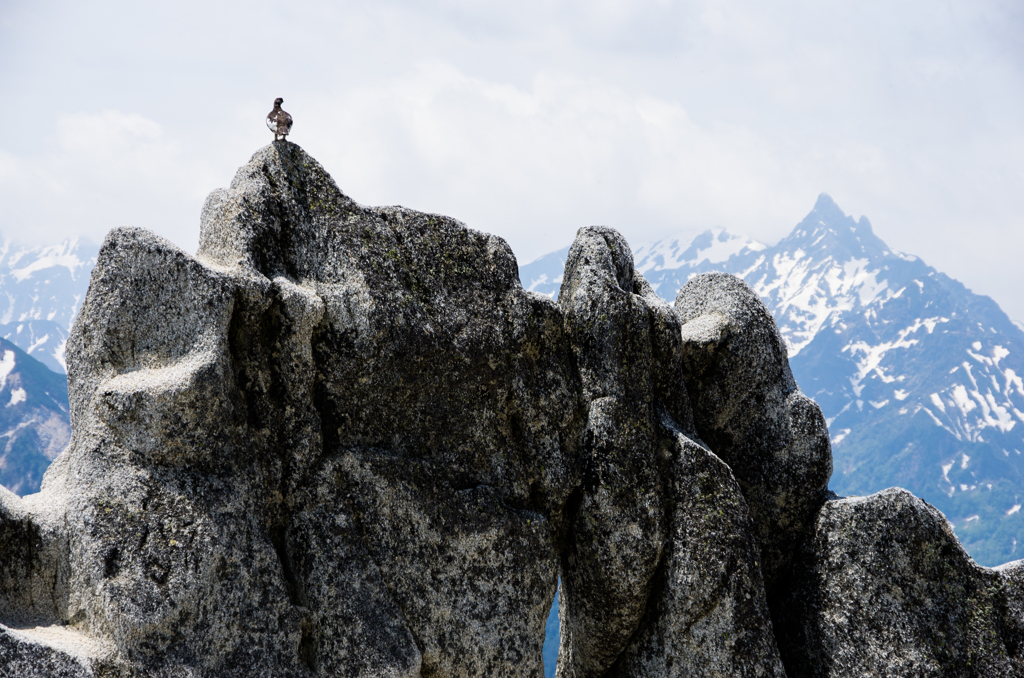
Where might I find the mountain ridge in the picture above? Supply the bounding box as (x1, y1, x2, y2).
(521, 194, 1024, 566)
(0, 235, 99, 374)
(0, 336, 71, 495)
(2, 199, 1022, 565)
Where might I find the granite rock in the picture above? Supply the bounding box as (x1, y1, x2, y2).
(556, 227, 785, 677)
(0, 623, 119, 678)
(555, 227, 668, 677)
(1, 142, 583, 677)
(607, 429, 787, 678)
(3, 142, 1022, 678)
(780, 487, 1024, 677)
(674, 272, 832, 597)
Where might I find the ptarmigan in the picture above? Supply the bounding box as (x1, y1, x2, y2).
(266, 98, 293, 142)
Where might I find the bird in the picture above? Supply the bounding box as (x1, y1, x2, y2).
(267, 98, 293, 142)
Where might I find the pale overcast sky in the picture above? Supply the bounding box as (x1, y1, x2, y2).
(1, 1, 1022, 316)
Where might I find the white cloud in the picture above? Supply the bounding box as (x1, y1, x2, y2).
(296, 63, 810, 263)
(0, 0, 1021, 315)
(0, 111, 217, 249)
(0, 150, 19, 183)
(54, 111, 177, 168)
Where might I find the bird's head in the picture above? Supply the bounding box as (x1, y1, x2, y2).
(274, 97, 284, 106)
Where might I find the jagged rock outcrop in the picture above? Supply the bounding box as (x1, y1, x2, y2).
(780, 488, 1024, 676)
(554, 227, 669, 677)
(556, 227, 785, 677)
(2, 142, 1023, 678)
(674, 273, 832, 598)
(2, 143, 583, 677)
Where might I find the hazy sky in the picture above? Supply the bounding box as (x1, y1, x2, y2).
(2, 1, 1022, 316)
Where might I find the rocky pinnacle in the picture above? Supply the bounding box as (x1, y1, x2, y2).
(1, 143, 1022, 677)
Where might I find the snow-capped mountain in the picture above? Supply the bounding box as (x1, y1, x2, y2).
(519, 247, 569, 299)
(633, 228, 767, 298)
(0, 234, 96, 496)
(0, 237, 99, 374)
(520, 194, 1024, 566)
(0, 337, 71, 495)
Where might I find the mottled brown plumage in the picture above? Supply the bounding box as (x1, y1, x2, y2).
(266, 97, 293, 141)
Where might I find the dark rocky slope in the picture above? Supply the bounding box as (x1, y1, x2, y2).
(0, 339, 71, 496)
(1, 143, 1021, 677)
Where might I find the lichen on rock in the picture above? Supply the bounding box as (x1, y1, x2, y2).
(780, 488, 1024, 677)
(2, 142, 1024, 677)
(674, 272, 833, 606)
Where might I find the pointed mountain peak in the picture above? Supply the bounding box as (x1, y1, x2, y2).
(855, 215, 875, 236)
(813, 192, 842, 214)
(779, 194, 890, 260)
(806, 193, 856, 229)
(805, 194, 874, 238)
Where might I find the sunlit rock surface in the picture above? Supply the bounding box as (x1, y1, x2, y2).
(674, 271, 833, 638)
(779, 488, 1024, 677)
(2, 143, 1023, 677)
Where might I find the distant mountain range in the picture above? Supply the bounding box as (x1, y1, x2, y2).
(521, 194, 1024, 567)
(0, 337, 70, 495)
(0, 237, 98, 374)
(0, 236, 94, 495)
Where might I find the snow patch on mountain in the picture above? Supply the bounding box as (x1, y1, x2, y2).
(0, 337, 72, 495)
(634, 228, 764, 272)
(519, 192, 1024, 566)
(0, 236, 98, 373)
(8, 387, 26, 407)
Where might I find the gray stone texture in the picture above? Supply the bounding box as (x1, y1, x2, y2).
(555, 227, 669, 677)
(780, 488, 1024, 677)
(674, 272, 833, 599)
(607, 430, 787, 678)
(554, 227, 783, 677)
(2, 143, 581, 677)
(2, 142, 1023, 677)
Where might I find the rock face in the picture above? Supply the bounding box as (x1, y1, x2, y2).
(4, 143, 582, 677)
(674, 273, 832, 601)
(780, 488, 1024, 677)
(555, 227, 784, 677)
(1, 142, 1023, 677)
(554, 227, 670, 677)
(607, 432, 788, 678)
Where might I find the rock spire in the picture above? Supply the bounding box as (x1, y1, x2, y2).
(2, 143, 1022, 677)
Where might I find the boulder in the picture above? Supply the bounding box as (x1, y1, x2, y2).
(780, 487, 1024, 677)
